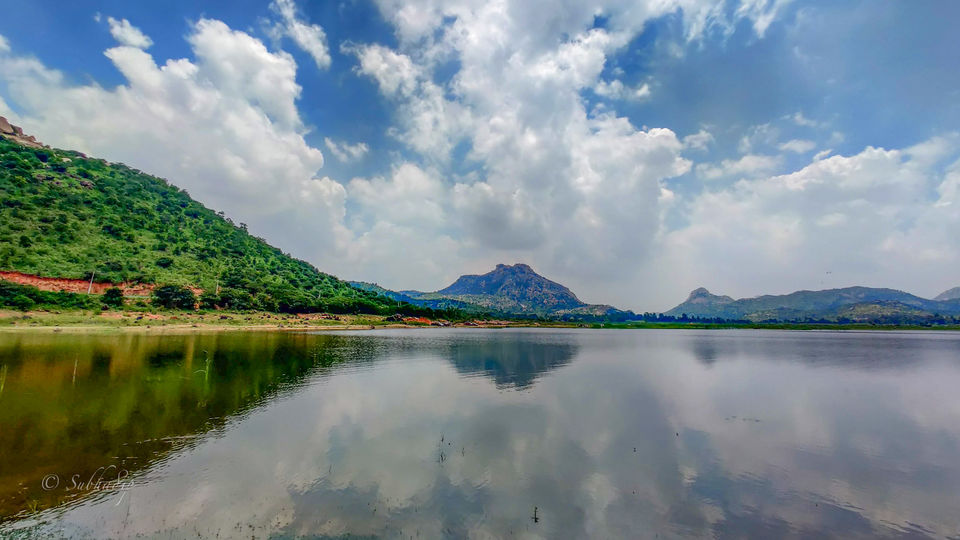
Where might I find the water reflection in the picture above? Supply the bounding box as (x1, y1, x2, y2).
(0, 332, 355, 521)
(443, 333, 578, 389)
(1, 329, 959, 538)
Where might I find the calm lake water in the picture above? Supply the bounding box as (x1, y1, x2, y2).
(1, 328, 960, 539)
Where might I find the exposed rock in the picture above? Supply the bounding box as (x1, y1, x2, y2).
(0, 115, 45, 148)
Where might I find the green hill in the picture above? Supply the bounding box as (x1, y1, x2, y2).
(0, 131, 439, 315)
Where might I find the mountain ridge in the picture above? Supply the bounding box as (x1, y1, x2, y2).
(400, 263, 632, 320)
(935, 287, 960, 302)
(667, 285, 960, 322)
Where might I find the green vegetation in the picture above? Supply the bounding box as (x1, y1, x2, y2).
(0, 280, 98, 311)
(0, 138, 465, 318)
(151, 285, 197, 310)
(101, 287, 124, 307)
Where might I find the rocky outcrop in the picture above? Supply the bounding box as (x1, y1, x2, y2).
(0, 115, 46, 149)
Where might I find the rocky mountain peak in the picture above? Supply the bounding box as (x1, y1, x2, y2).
(436, 263, 584, 311)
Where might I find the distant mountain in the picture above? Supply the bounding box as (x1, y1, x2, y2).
(667, 286, 960, 323)
(395, 263, 633, 320)
(436, 263, 582, 311)
(935, 287, 960, 301)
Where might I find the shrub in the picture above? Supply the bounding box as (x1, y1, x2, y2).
(102, 287, 124, 308)
(151, 285, 196, 310)
(218, 287, 253, 310)
(9, 294, 35, 311)
(199, 290, 220, 310)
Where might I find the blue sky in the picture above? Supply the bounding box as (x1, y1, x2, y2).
(1, 0, 959, 310)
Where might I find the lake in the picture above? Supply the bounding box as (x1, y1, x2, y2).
(1, 328, 959, 538)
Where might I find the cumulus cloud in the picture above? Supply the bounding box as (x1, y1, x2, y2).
(268, 0, 331, 69)
(324, 138, 369, 162)
(0, 18, 349, 262)
(341, 164, 465, 289)
(106, 17, 153, 49)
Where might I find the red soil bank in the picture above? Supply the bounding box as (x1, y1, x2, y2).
(0, 271, 201, 296)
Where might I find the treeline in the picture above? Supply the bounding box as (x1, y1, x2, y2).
(150, 283, 475, 319)
(0, 280, 100, 311)
(0, 280, 476, 320)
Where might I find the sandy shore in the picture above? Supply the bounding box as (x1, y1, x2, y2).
(0, 309, 525, 334)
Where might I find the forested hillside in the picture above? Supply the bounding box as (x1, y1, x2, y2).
(0, 136, 432, 315)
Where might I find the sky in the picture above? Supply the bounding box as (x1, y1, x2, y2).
(1, 0, 958, 311)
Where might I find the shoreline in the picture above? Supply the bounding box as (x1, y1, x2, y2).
(3, 320, 960, 335)
(3, 310, 960, 335)
(0, 309, 534, 334)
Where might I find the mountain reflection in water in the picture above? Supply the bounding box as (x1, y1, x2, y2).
(1, 328, 959, 539)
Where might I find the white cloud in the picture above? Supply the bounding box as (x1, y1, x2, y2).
(735, 0, 795, 37)
(349, 43, 421, 97)
(341, 164, 465, 290)
(682, 129, 713, 151)
(0, 34, 9, 53)
(106, 17, 153, 49)
(594, 79, 651, 101)
(696, 154, 781, 179)
(778, 138, 815, 153)
(350, 42, 470, 163)
(790, 111, 818, 127)
(268, 0, 331, 69)
(324, 137, 369, 162)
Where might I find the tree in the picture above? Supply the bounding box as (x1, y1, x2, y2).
(151, 285, 196, 310)
(9, 294, 35, 311)
(102, 287, 124, 308)
(199, 290, 220, 310)
(218, 287, 253, 310)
